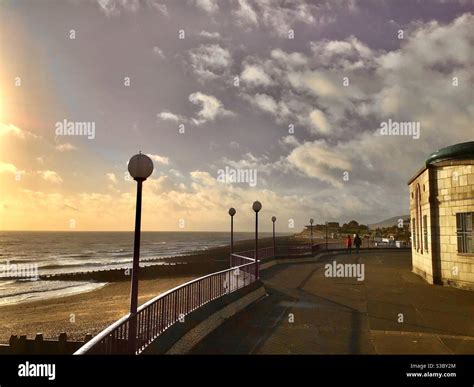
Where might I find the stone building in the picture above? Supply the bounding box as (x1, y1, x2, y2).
(408, 141, 474, 290)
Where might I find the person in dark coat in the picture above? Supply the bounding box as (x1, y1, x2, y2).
(354, 234, 362, 254)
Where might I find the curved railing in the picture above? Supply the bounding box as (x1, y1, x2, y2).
(75, 241, 348, 355)
(75, 260, 256, 355)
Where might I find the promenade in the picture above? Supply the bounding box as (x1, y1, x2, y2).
(191, 250, 474, 354)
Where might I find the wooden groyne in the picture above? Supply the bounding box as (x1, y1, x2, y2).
(39, 261, 225, 282)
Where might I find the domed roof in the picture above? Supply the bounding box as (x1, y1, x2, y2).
(426, 141, 474, 166)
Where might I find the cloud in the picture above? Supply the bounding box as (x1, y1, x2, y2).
(106, 173, 118, 184)
(250, 93, 278, 114)
(287, 141, 352, 188)
(37, 170, 63, 184)
(146, 0, 168, 16)
(0, 123, 25, 138)
(241, 64, 273, 87)
(0, 123, 38, 139)
(193, 0, 219, 13)
(152, 46, 165, 59)
(199, 30, 221, 39)
(0, 161, 19, 175)
(157, 111, 184, 122)
(97, 0, 138, 16)
(97, 0, 167, 16)
(189, 92, 234, 125)
(158, 93, 233, 126)
(310, 36, 376, 70)
(3, 167, 318, 231)
(242, 92, 290, 123)
(189, 44, 232, 82)
(147, 154, 170, 165)
(55, 143, 77, 152)
(270, 49, 308, 67)
(97, 0, 119, 16)
(309, 109, 331, 134)
(281, 14, 473, 192)
(235, 14, 473, 145)
(280, 135, 301, 148)
(233, 0, 258, 27)
(232, 0, 326, 37)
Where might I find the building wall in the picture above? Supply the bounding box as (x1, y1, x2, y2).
(409, 161, 474, 289)
(433, 162, 474, 289)
(409, 169, 434, 283)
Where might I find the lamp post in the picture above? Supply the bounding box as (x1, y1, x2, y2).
(229, 208, 236, 267)
(127, 152, 154, 353)
(325, 221, 328, 250)
(271, 216, 276, 258)
(310, 218, 314, 247)
(252, 201, 262, 280)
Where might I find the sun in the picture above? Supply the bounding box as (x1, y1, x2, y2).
(0, 89, 4, 122)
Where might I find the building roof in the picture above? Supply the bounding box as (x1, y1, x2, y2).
(408, 141, 474, 185)
(425, 141, 474, 166)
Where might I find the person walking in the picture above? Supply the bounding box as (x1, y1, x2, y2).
(346, 234, 352, 255)
(354, 233, 362, 254)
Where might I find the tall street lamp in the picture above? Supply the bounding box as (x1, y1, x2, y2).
(127, 152, 154, 353)
(271, 216, 276, 258)
(229, 207, 236, 267)
(326, 221, 328, 250)
(310, 218, 314, 247)
(252, 201, 262, 280)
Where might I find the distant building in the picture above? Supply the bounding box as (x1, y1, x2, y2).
(408, 141, 474, 290)
(347, 220, 359, 228)
(327, 222, 340, 228)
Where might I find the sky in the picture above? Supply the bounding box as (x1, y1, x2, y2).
(0, 0, 473, 232)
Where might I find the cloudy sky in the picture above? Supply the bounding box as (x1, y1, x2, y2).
(0, 0, 472, 232)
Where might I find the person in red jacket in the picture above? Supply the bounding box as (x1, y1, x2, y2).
(346, 234, 352, 255)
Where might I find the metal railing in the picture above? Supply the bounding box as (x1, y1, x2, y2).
(75, 260, 256, 355)
(76, 240, 392, 355)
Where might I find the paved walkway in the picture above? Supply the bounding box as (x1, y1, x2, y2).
(190, 251, 474, 354)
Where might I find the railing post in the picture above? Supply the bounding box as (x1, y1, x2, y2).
(198, 280, 202, 306)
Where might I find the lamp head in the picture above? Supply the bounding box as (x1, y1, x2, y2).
(252, 201, 262, 213)
(128, 153, 154, 181)
(228, 208, 236, 216)
(271, 216, 276, 222)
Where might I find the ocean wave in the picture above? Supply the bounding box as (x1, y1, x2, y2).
(0, 280, 108, 306)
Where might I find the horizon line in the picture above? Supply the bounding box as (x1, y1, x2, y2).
(0, 229, 296, 234)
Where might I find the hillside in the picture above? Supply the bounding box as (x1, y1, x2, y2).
(369, 215, 409, 229)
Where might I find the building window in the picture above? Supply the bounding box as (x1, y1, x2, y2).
(423, 215, 428, 252)
(412, 218, 417, 249)
(415, 184, 423, 253)
(457, 212, 473, 253)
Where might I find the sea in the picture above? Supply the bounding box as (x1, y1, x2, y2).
(0, 231, 273, 306)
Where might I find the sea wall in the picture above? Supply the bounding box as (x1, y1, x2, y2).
(0, 333, 91, 355)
